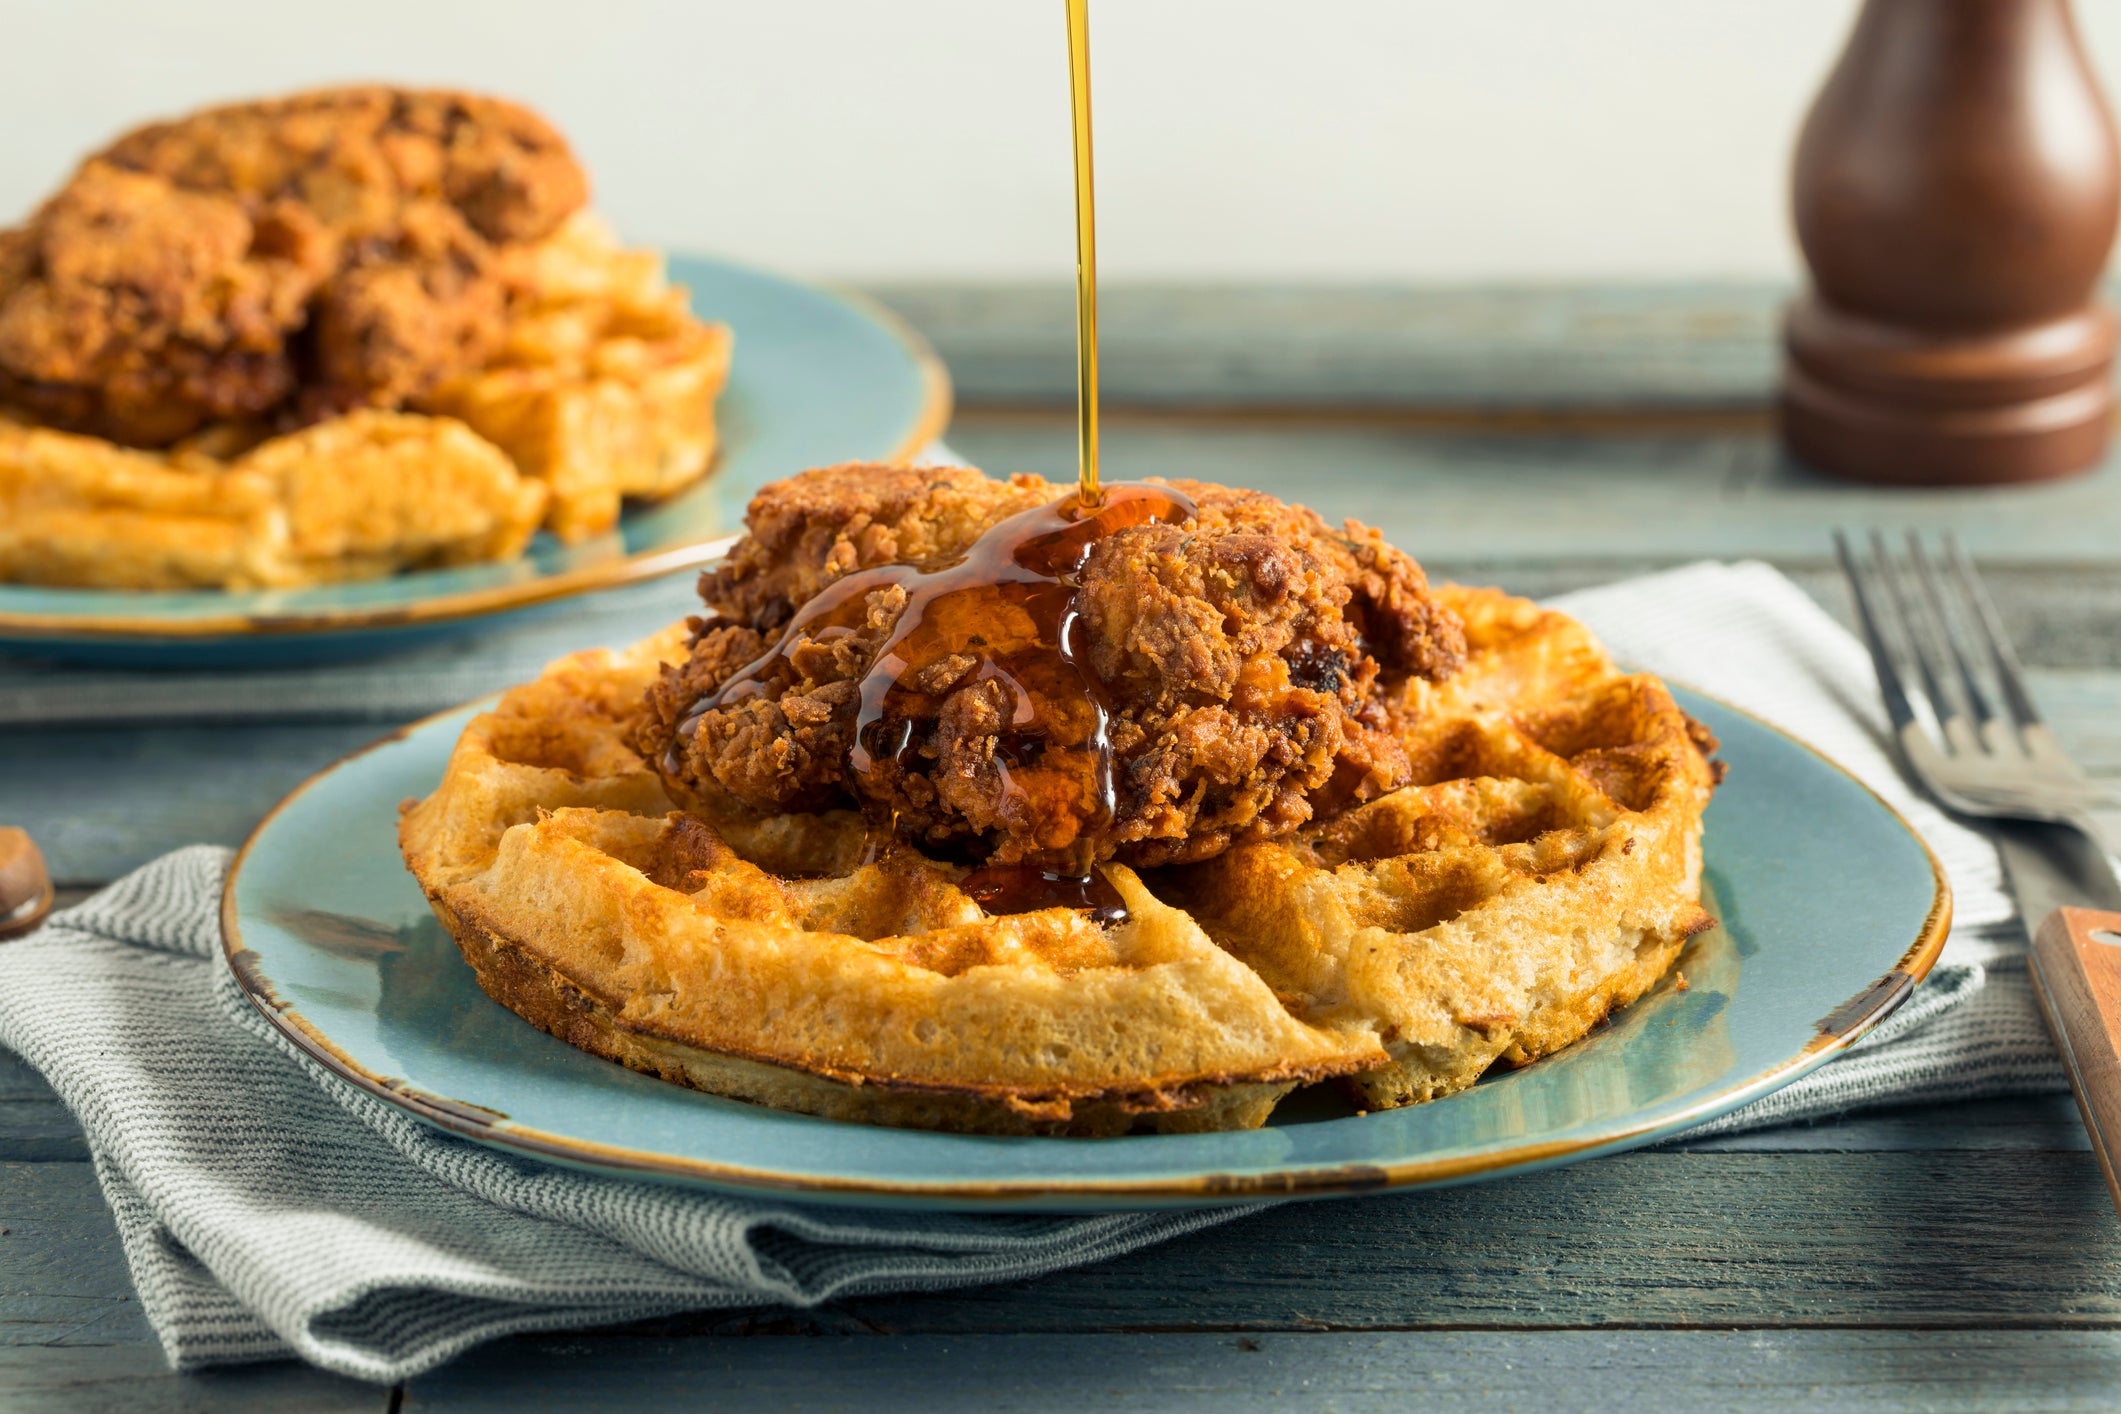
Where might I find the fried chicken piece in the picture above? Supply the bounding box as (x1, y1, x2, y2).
(637, 465, 1466, 870)
(308, 200, 508, 415)
(0, 86, 589, 444)
(0, 164, 328, 445)
(96, 87, 586, 246)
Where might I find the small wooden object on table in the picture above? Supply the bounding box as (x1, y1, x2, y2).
(1783, 0, 2121, 484)
(0, 826, 52, 939)
(2031, 907, 2121, 1214)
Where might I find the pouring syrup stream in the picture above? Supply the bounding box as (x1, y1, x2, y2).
(1066, 0, 1101, 508)
(674, 0, 1166, 924)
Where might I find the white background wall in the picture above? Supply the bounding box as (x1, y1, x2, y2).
(7, 1, 2121, 284)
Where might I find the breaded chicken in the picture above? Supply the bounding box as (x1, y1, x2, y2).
(0, 165, 329, 445)
(95, 87, 585, 246)
(307, 200, 508, 417)
(638, 465, 1466, 870)
(0, 86, 588, 444)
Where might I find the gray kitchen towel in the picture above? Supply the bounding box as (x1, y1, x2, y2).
(0, 560, 2066, 1383)
(0, 848, 1244, 1381)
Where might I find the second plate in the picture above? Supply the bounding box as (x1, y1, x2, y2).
(0, 255, 949, 666)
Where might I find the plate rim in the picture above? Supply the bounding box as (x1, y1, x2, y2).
(0, 270, 951, 642)
(220, 680, 1953, 1206)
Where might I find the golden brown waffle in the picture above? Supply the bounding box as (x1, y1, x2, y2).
(0, 215, 729, 590)
(400, 627, 1384, 1135)
(399, 583, 1717, 1136)
(0, 409, 547, 590)
(1162, 584, 1719, 1110)
(419, 214, 733, 545)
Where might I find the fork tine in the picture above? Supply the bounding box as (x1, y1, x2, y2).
(1908, 532, 1995, 723)
(1834, 529, 1919, 735)
(1946, 533, 2045, 728)
(1872, 529, 1965, 730)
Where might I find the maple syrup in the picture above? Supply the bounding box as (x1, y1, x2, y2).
(674, 0, 1160, 923)
(958, 862, 1128, 927)
(683, 482, 1196, 871)
(1066, 0, 1102, 507)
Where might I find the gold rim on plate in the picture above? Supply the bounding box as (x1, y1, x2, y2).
(219, 681, 1952, 1205)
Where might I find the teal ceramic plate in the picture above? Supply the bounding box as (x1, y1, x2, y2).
(0, 255, 949, 667)
(223, 688, 1949, 1212)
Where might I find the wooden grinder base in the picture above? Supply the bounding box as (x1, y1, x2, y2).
(1781, 297, 2117, 485)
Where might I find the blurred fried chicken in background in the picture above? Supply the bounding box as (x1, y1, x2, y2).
(0, 86, 733, 586)
(0, 87, 587, 445)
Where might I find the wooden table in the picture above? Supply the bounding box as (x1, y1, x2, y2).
(6, 285, 2121, 1411)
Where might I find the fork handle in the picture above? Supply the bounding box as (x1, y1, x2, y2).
(2067, 805, 2121, 877)
(2029, 906, 2121, 1217)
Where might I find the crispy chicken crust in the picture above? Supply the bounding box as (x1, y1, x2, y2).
(0, 165, 329, 445)
(0, 86, 588, 445)
(637, 465, 1467, 869)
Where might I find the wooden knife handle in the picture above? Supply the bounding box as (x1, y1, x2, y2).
(2029, 906, 2121, 1216)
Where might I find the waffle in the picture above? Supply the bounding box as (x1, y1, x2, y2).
(399, 582, 1718, 1136)
(0, 409, 547, 590)
(1160, 584, 1720, 1110)
(0, 216, 729, 590)
(418, 214, 734, 545)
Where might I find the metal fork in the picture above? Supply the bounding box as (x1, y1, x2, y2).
(1836, 530, 2121, 866)
(1844, 532, 2121, 1220)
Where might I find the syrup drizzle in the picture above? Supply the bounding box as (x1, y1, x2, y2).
(674, 0, 1142, 924)
(675, 484, 1194, 921)
(958, 864, 1128, 927)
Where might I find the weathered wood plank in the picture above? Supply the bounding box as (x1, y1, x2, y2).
(408, 1329, 2121, 1412)
(874, 280, 2121, 415)
(2, 1041, 87, 1160)
(0, 1052, 85, 1162)
(0, 1104, 88, 1164)
(0, 1051, 56, 1101)
(12, 1150, 2121, 1339)
(2016, 672, 2121, 768)
(869, 282, 1787, 411)
(0, 574, 699, 731)
(945, 412, 2121, 565)
(2, 720, 396, 885)
(0, 1346, 383, 1413)
(822, 1150, 2121, 1334)
(0, 1163, 152, 1349)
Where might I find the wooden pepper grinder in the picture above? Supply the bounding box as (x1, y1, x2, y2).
(1781, 0, 2121, 484)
